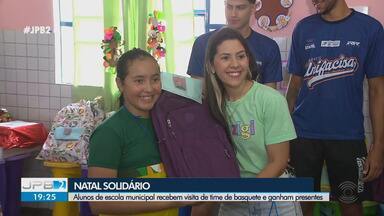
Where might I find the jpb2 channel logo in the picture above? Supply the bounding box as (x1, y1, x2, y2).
(21, 178, 67, 192)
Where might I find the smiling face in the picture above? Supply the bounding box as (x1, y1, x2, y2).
(312, 0, 338, 15)
(116, 57, 161, 117)
(213, 39, 250, 90)
(225, 0, 255, 32)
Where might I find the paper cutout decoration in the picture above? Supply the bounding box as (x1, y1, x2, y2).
(147, 10, 166, 60)
(101, 27, 124, 70)
(254, 0, 293, 32)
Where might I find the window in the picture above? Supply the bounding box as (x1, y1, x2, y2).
(167, 0, 195, 75)
(169, 0, 225, 75)
(53, 0, 104, 87)
(193, 0, 206, 37)
(52, 0, 224, 81)
(53, 0, 73, 85)
(207, 0, 226, 31)
(193, 0, 227, 37)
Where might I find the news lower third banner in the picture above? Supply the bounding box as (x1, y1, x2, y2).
(21, 178, 329, 202)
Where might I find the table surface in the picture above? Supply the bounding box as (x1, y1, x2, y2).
(3, 145, 42, 159)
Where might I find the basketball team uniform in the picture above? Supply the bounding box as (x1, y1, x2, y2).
(288, 10, 384, 203)
(187, 29, 282, 84)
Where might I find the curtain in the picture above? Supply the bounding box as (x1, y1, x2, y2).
(124, 0, 148, 51)
(73, 0, 195, 111)
(101, 0, 150, 111)
(71, 0, 105, 104)
(162, 0, 175, 73)
(163, 0, 194, 75)
(101, 0, 121, 111)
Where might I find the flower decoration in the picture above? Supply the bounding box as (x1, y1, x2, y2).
(101, 27, 124, 70)
(147, 10, 166, 59)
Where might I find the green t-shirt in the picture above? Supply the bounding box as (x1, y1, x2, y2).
(226, 82, 297, 177)
(88, 106, 162, 177)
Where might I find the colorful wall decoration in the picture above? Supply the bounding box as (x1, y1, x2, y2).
(101, 27, 124, 72)
(147, 10, 166, 60)
(254, 0, 293, 32)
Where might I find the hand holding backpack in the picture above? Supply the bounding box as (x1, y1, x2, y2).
(151, 91, 240, 178)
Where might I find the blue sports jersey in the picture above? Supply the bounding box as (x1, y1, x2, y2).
(187, 30, 283, 84)
(288, 10, 384, 140)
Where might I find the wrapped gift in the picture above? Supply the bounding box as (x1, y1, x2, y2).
(0, 121, 48, 149)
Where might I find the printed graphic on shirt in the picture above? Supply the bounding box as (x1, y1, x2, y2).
(321, 40, 341, 48)
(231, 120, 255, 140)
(356, 157, 365, 193)
(346, 41, 361, 47)
(305, 39, 316, 50)
(304, 55, 359, 89)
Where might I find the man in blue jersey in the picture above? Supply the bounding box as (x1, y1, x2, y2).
(286, 0, 384, 215)
(187, 0, 282, 89)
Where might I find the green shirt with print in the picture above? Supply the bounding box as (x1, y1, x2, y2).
(88, 107, 178, 216)
(225, 82, 297, 178)
(88, 106, 162, 177)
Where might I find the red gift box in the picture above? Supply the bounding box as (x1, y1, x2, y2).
(0, 121, 48, 149)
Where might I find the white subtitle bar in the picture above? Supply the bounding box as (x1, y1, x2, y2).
(68, 192, 329, 202)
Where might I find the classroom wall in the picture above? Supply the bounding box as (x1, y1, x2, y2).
(0, 0, 69, 127)
(0, 0, 53, 30)
(0, 0, 59, 210)
(250, 0, 384, 38)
